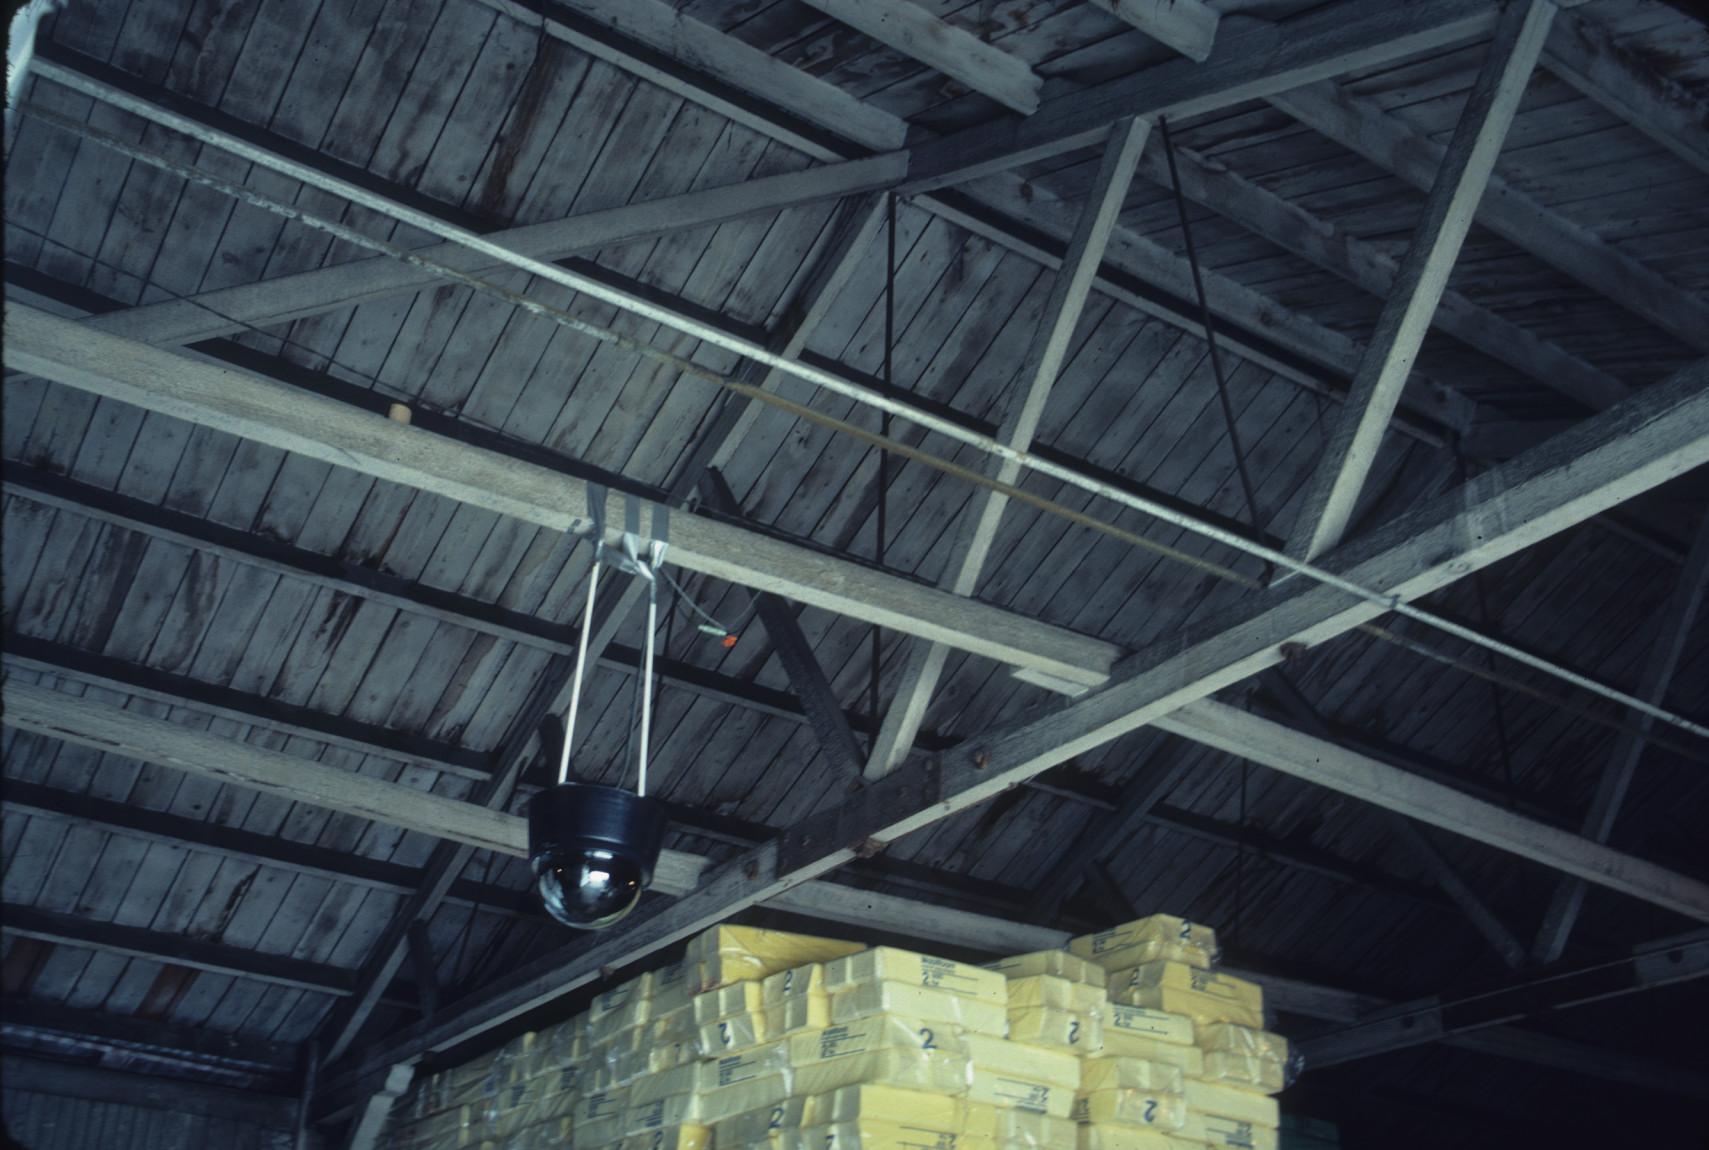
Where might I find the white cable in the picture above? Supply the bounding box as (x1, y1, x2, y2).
(559, 563, 601, 785)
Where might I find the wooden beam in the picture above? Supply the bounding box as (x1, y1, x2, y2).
(0, 778, 532, 917)
(1, 1054, 299, 1130)
(1027, 753, 1192, 915)
(4, 302, 1120, 688)
(1531, 510, 1709, 963)
(1543, 8, 1709, 178)
(798, 0, 1041, 114)
(1134, 134, 1627, 414)
(700, 469, 868, 776)
(1, 904, 372, 998)
(865, 117, 1150, 778)
(341, 1064, 413, 1150)
(1087, 0, 1219, 62)
(501, 0, 905, 152)
(1300, 931, 1709, 1071)
(1156, 701, 1709, 922)
(901, 0, 1518, 191)
(1269, 80, 1709, 355)
(1288, 0, 1556, 561)
(1263, 670, 1527, 969)
(0, 998, 297, 1081)
(26, 50, 904, 350)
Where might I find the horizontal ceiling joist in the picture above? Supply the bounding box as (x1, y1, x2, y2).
(0, 998, 298, 1084)
(0, 903, 411, 1003)
(3, 301, 1119, 688)
(2, 1053, 301, 1131)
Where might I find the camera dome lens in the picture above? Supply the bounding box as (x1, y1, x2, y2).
(534, 847, 646, 929)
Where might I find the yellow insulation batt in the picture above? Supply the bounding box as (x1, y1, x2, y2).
(1071, 1088, 1188, 1131)
(829, 981, 1009, 1035)
(1079, 1057, 1185, 1096)
(689, 926, 864, 992)
(1184, 1079, 1282, 1128)
(1070, 917, 1218, 972)
(1006, 1006, 1103, 1053)
(380, 920, 1297, 1150)
(1006, 975, 1108, 1013)
(1075, 1126, 1205, 1150)
(985, 950, 1107, 988)
(827, 948, 1008, 1003)
(616, 1125, 710, 1150)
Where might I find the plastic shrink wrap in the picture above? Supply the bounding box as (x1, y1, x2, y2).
(1069, 917, 1218, 972)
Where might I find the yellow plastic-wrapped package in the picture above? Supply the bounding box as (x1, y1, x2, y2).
(1079, 1056, 1185, 1096)
(688, 925, 864, 992)
(1074, 1125, 1202, 1150)
(695, 981, 766, 1024)
(961, 1034, 1079, 1090)
(629, 1062, 700, 1107)
(699, 1040, 793, 1090)
(985, 950, 1106, 988)
(827, 947, 1007, 1003)
(803, 1083, 975, 1129)
(966, 1070, 1075, 1118)
(1104, 1004, 1194, 1048)
(650, 960, 695, 1017)
(765, 992, 831, 1036)
(765, 963, 828, 1002)
(622, 1093, 707, 1136)
(1071, 1088, 1187, 1131)
(786, 1121, 996, 1150)
(615, 1124, 711, 1150)
(1184, 1079, 1281, 1127)
(712, 1094, 810, 1147)
(992, 1108, 1079, 1150)
(700, 1072, 795, 1125)
(792, 1045, 972, 1098)
(1196, 1022, 1288, 1060)
(830, 980, 1009, 1035)
(1178, 1111, 1277, 1150)
(696, 1011, 770, 1055)
(1005, 975, 1108, 1014)
(1108, 963, 1263, 1029)
(1006, 1007, 1102, 1054)
(1069, 917, 1218, 973)
(1200, 1050, 1286, 1094)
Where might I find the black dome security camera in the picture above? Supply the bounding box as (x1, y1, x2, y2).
(526, 783, 666, 929)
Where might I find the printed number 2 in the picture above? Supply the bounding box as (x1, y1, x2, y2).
(1067, 1020, 1080, 1045)
(769, 1107, 786, 1130)
(1144, 1100, 1158, 1124)
(718, 1020, 731, 1046)
(783, 970, 794, 993)
(825, 1134, 835, 1150)
(919, 1027, 936, 1050)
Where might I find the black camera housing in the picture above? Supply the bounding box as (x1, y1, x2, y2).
(526, 783, 666, 929)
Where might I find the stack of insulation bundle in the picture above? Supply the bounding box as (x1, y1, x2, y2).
(1067, 916, 1294, 1150)
(377, 914, 1294, 1150)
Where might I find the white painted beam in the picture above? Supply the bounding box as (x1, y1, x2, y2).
(4, 302, 1118, 688)
(902, 0, 1517, 191)
(1543, 9, 1709, 178)
(1158, 701, 1709, 922)
(1088, 0, 1220, 62)
(482, 0, 905, 152)
(1287, 0, 1555, 561)
(31, 55, 906, 353)
(799, 0, 1041, 115)
(1268, 80, 1709, 356)
(1531, 511, 1709, 963)
(865, 117, 1150, 779)
(895, 353, 1709, 915)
